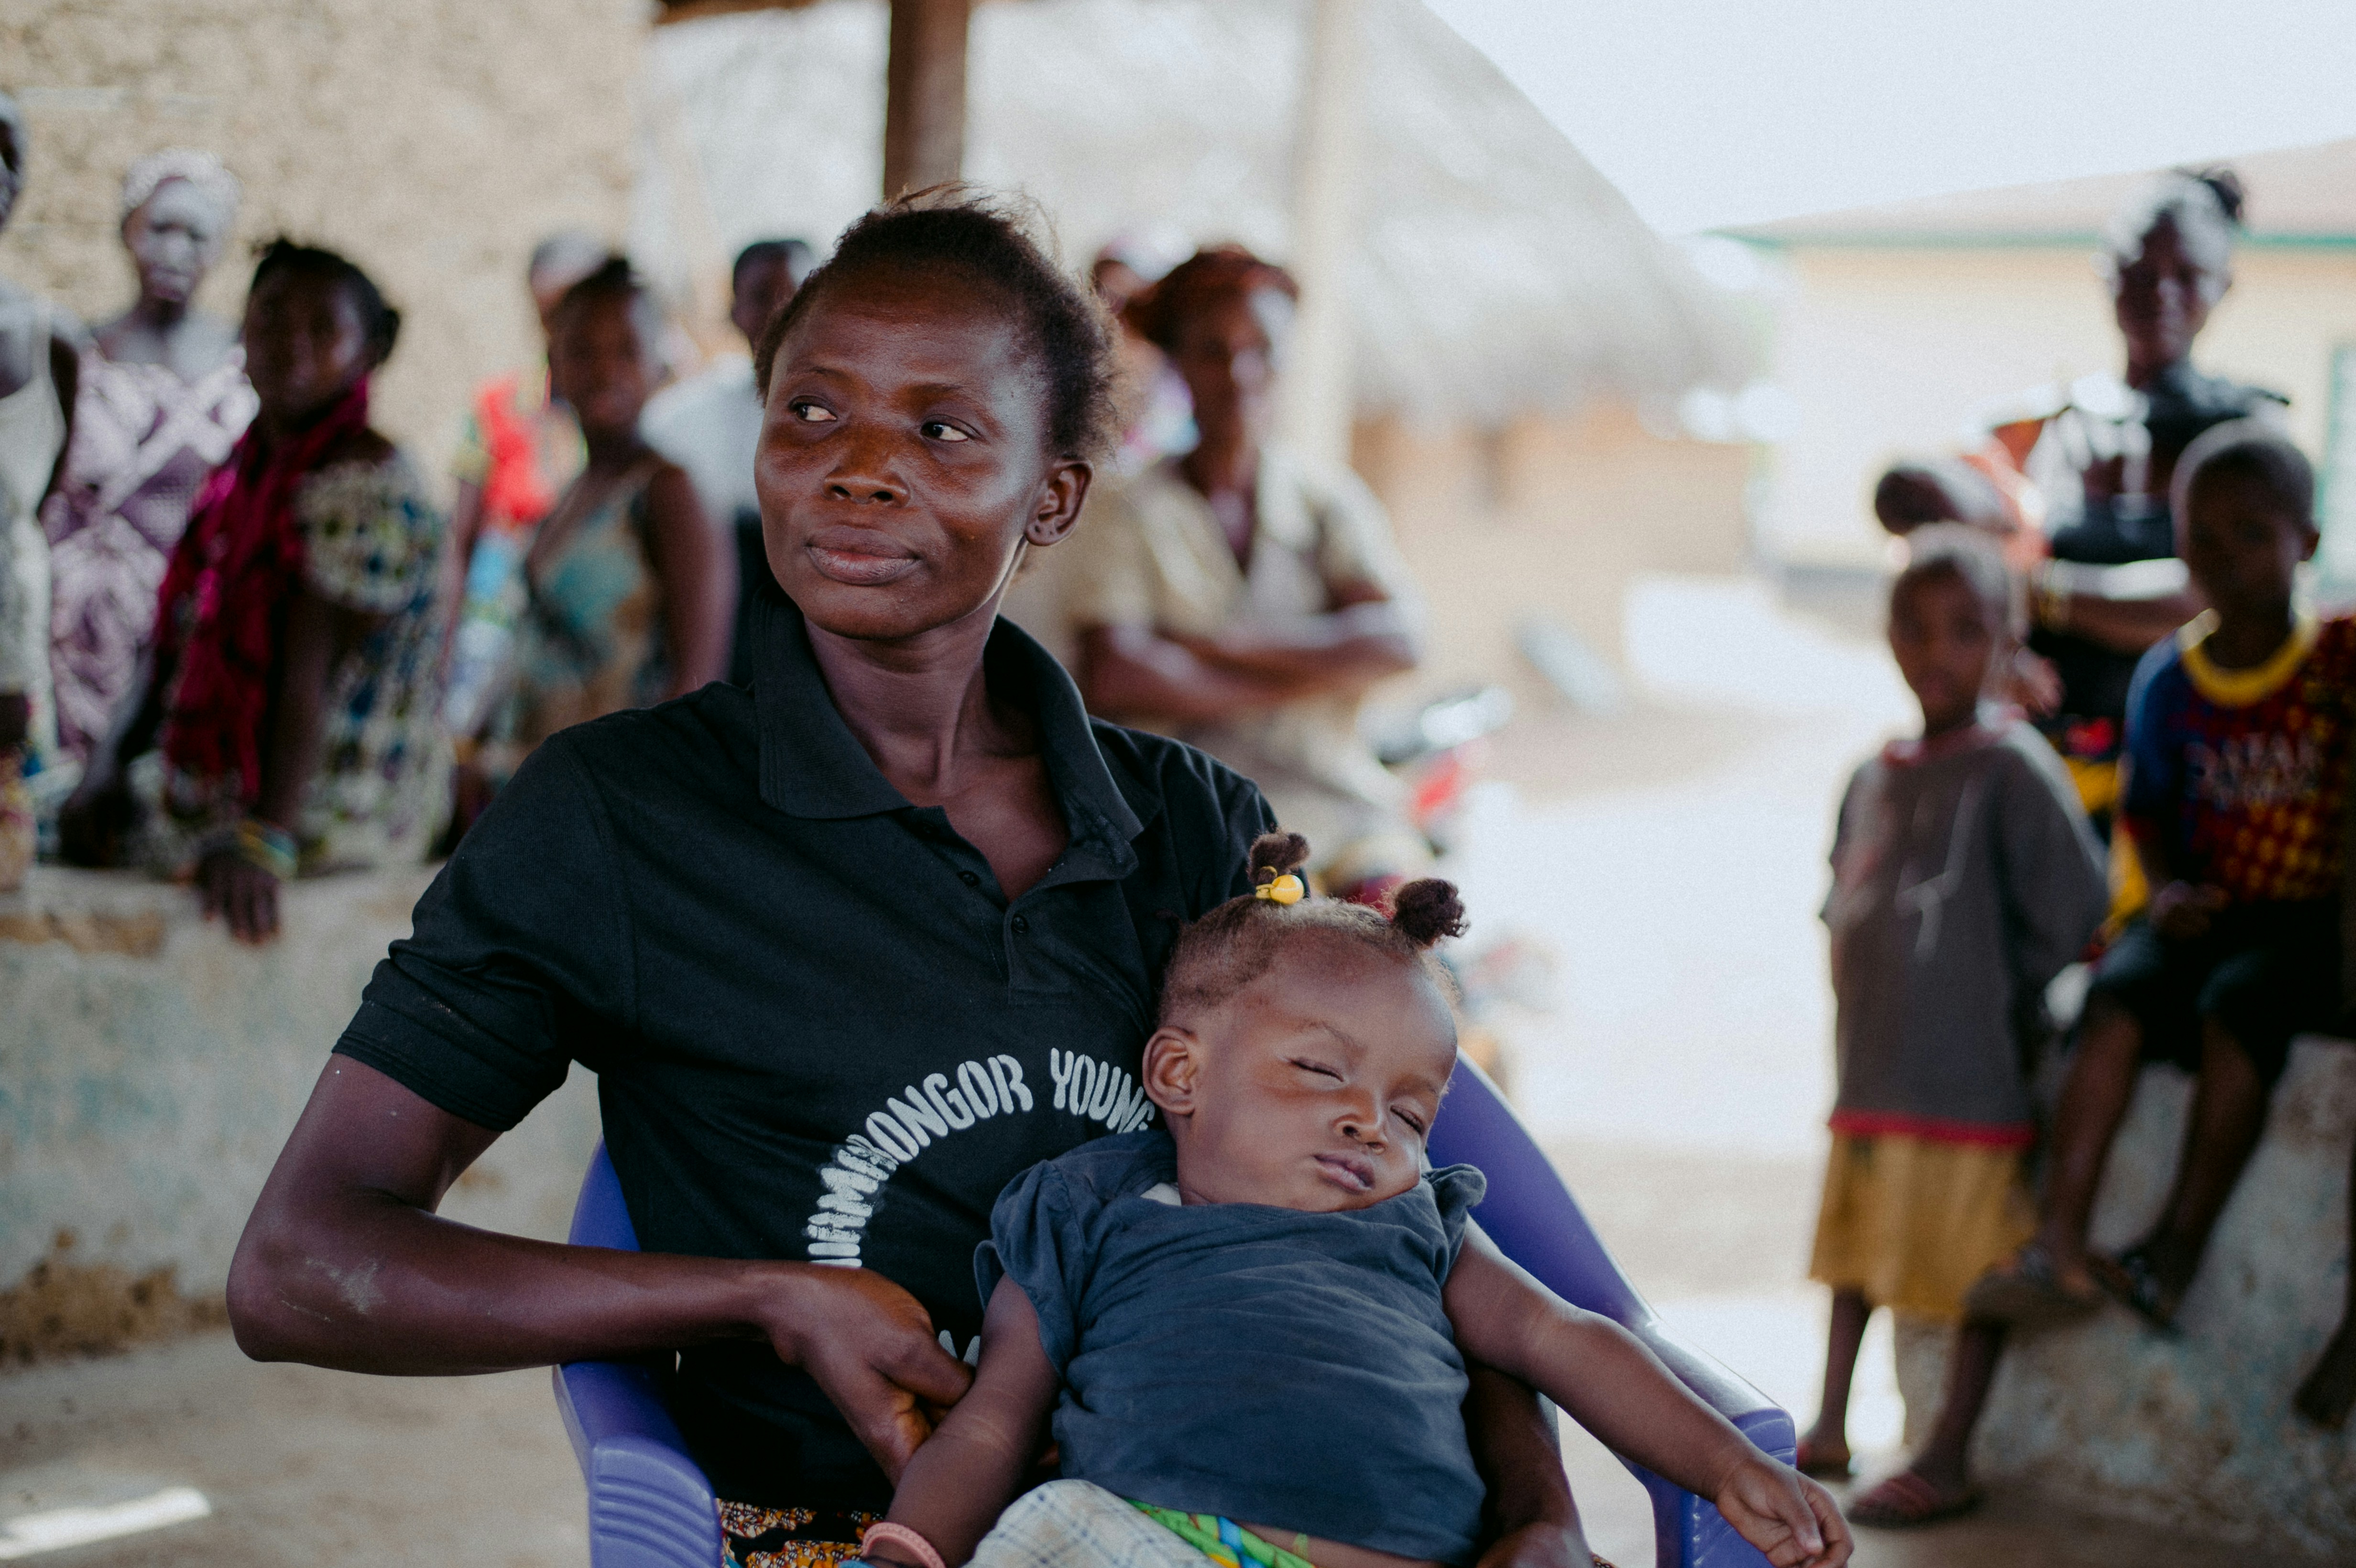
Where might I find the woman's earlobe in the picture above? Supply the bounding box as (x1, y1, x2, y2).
(1026, 460, 1092, 547)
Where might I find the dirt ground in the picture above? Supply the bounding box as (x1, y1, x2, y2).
(0, 574, 2311, 1566)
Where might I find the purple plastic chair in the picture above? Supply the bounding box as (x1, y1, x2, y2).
(554, 1062, 1793, 1568)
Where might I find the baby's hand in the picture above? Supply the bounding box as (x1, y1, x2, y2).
(1714, 1455, 1852, 1568)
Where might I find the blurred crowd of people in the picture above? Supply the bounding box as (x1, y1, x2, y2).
(0, 95, 1434, 936)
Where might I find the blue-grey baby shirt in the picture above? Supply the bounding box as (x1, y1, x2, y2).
(976, 1130, 1490, 1565)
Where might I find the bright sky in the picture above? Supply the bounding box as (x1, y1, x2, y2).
(1423, 0, 2356, 235)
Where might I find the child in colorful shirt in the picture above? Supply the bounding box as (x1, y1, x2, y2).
(851, 835, 1850, 1568)
(1976, 420, 2350, 1335)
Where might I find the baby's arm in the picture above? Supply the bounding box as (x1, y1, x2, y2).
(863, 1278, 1060, 1568)
(1444, 1230, 1851, 1568)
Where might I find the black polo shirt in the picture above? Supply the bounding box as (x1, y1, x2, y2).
(335, 591, 1269, 1507)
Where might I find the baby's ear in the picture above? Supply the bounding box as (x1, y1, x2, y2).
(1141, 1026, 1201, 1116)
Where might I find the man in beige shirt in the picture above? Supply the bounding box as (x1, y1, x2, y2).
(1047, 247, 1425, 893)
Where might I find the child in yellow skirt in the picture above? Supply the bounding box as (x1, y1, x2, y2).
(1797, 528, 2108, 1525)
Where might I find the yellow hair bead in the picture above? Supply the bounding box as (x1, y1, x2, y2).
(1254, 872, 1306, 905)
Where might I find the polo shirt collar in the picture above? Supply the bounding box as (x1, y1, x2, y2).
(750, 588, 1147, 858)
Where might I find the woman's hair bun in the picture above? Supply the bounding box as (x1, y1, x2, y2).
(2189, 166, 2247, 226)
(1248, 831, 1311, 885)
(1388, 878, 1467, 948)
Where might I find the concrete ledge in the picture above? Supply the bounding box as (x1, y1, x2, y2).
(1898, 1035, 2356, 1557)
(1, 865, 600, 1360)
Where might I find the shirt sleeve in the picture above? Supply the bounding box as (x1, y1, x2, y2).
(1993, 738, 2109, 991)
(449, 402, 491, 487)
(974, 1160, 1090, 1375)
(2118, 641, 2185, 853)
(298, 457, 446, 615)
(332, 733, 635, 1131)
(1306, 461, 1425, 632)
(1427, 1164, 1490, 1275)
(1821, 762, 1867, 926)
(1200, 762, 1277, 913)
(1058, 483, 1160, 631)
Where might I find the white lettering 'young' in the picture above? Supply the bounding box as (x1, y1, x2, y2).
(1047, 1048, 1156, 1135)
(806, 1051, 1143, 1269)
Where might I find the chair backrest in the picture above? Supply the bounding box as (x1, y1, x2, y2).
(1427, 1060, 1647, 1325)
(568, 1137, 640, 1250)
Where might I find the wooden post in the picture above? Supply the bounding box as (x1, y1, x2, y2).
(1275, 0, 1366, 472)
(883, 0, 971, 198)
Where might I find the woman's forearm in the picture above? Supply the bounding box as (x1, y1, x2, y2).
(1463, 1361, 1585, 1555)
(1078, 624, 1306, 723)
(2055, 589, 2202, 655)
(232, 1059, 974, 1476)
(647, 464, 734, 695)
(252, 589, 344, 830)
(227, 1059, 775, 1372)
(230, 1176, 778, 1374)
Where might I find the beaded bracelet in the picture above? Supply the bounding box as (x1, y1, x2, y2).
(859, 1522, 946, 1568)
(235, 817, 298, 881)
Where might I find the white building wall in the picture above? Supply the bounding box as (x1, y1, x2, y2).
(1754, 244, 2356, 571)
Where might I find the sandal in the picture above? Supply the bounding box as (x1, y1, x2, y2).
(1792, 1435, 1854, 1479)
(1845, 1470, 1983, 1529)
(1961, 1242, 2102, 1329)
(2090, 1245, 2184, 1336)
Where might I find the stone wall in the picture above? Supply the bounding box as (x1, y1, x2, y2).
(1898, 1037, 2356, 1558)
(0, 0, 646, 470)
(0, 866, 602, 1363)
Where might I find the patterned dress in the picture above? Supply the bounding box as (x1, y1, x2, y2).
(140, 451, 450, 873)
(0, 300, 67, 763)
(479, 459, 667, 779)
(43, 348, 257, 762)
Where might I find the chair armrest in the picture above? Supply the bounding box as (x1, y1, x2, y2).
(1626, 1316, 1796, 1458)
(556, 1145, 722, 1568)
(554, 1358, 723, 1568)
(1429, 1067, 1791, 1568)
(1620, 1316, 1797, 1568)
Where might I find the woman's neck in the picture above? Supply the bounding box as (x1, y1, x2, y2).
(254, 385, 360, 449)
(805, 604, 1023, 803)
(1181, 422, 1259, 500)
(2124, 349, 2189, 393)
(130, 293, 191, 334)
(581, 424, 649, 471)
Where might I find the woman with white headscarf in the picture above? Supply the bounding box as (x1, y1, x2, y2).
(43, 147, 256, 765)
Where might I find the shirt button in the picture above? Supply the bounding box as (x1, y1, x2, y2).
(958, 870, 980, 887)
(1011, 915, 1031, 935)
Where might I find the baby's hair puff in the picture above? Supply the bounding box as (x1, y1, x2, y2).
(1158, 832, 1467, 1026)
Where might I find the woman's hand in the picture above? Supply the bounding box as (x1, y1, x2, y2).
(758, 1263, 975, 1481)
(197, 848, 281, 943)
(1712, 1455, 1850, 1568)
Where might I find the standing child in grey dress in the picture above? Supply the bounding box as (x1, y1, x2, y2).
(851, 834, 1851, 1568)
(1799, 527, 2108, 1526)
